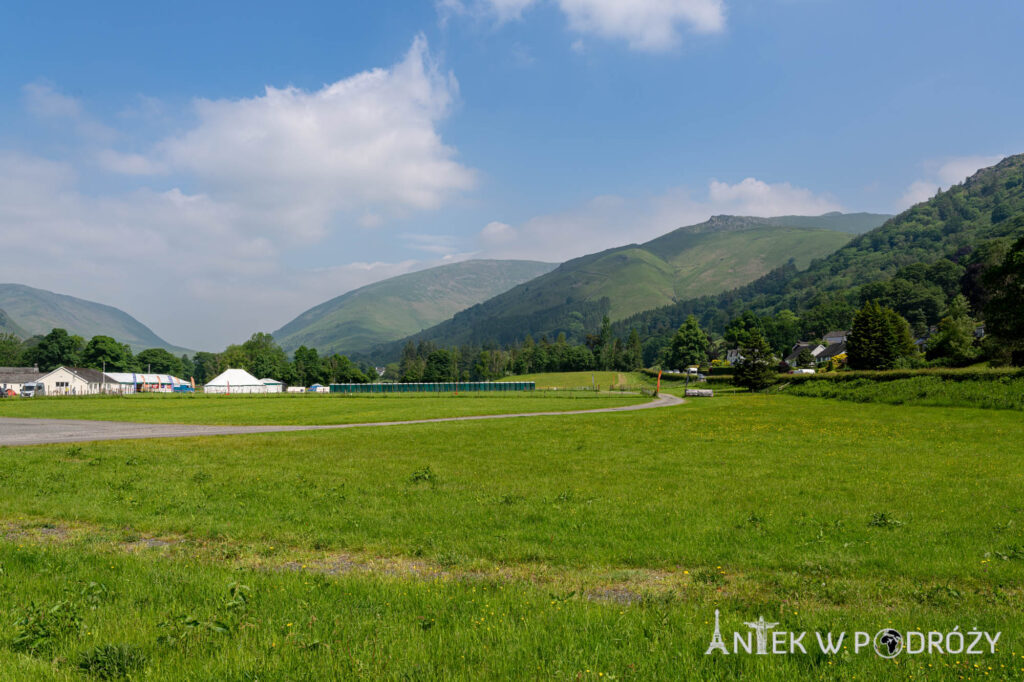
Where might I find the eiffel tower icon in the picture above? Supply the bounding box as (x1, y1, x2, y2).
(705, 609, 729, 655)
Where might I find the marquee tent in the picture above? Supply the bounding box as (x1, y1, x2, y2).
(204, 368, 267, 394)
(105, 372, 192, 394)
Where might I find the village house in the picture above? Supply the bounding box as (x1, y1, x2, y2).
(36, 367, 110, 396)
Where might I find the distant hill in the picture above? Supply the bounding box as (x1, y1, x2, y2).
(0, 284, 187, 353)
(617, 154, 1024, 343)
(376, 213, 890, 354)
(273, 259, 558, 356)
(0, 308, 28, 338)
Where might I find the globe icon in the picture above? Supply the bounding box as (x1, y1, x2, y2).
(873, 629, 904, 658)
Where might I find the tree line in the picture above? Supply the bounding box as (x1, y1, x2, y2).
(3, 232, 1020, 388)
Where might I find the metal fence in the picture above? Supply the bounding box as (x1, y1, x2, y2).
(329, 381, 536, 394)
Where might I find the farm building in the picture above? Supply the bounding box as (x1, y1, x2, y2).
(0, 366, 43, 396)
(204, 368, 268, 394)
(104, 373, 192, 394)
(36, 367, 109, 396)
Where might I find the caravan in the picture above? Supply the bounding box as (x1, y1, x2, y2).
(20, 382, 45, 398)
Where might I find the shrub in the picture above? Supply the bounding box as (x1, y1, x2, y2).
(10, 600, 82, 654)
(76, 644, 148, 679)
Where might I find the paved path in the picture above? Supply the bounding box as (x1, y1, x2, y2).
(0, 393, 683, 446)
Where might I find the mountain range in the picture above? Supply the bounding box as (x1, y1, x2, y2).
(370, 212, 890, 355)
(614, 154, 1024, 345)
(0, 284, 187, 354)
(273, 260, 557, 356)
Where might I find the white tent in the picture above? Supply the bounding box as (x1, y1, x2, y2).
(105, 372, 191, 394)
(204, 368, 267, 394)
(260, 378, 284, 394)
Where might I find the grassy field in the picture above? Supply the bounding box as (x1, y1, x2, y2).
(783, 375, 1024, 410)
(499, 371, 654, 390)
(0, 391, 646, 425)
(1, 389, 1022, 679)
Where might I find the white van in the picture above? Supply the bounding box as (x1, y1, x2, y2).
(20, 382, 45, 397)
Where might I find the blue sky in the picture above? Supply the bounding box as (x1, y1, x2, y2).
(1, 0, 1022, 349)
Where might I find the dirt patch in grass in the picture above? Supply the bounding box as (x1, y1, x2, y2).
(3, 517, 1022, 613)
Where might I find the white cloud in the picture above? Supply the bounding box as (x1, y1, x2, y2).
(898, 180, 939, 210)
(402, 233, 461, 256)
(557, 0, 726, 51)
(898, 154, 1005, 210)
(445, 0, 726, 51)
(707, 177, 840, 217)
(476, 178, 841, 261)
(439, 0, 538, 23)
(0, 37, 477, 349)
(158, 35, 474, 241)
(95, 149, 167, 175)
(23, 82, 82, 118)
(22, 82, 117, 142)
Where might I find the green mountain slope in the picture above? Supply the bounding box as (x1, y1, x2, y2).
(0, 308, 28, 339)
(617, 154, 1024, 342)
(378, 213, 889, 353)
(0, 284, 186, 353)
(273, 260, 557, 355)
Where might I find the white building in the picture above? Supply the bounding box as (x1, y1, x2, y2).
(104, 373, 192, 394)
(260, 378, 284, 393)
(37, 367, 109, 396)
(204, 368, 268, 394)
(0, 366, 43, 396)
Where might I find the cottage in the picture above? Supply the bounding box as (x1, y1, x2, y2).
(36, 367, 109, 396)
(783, 343, 825, 368)
(815, 342, 847, 365)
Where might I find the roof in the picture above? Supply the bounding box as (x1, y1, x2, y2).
(260, 378, 283, 385)
(105, 372, 188, 385)
(816, 342, 847, 360)
(205, 368, 263, 386)
(38, 367, 109, 383)
(0, 370, 44, 383)
(784, 343, 821, 364)
(823, 330, 848, 337)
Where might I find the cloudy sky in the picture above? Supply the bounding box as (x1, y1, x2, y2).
(1, 1, 1021, 349)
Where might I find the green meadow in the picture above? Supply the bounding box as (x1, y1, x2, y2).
(0, 391, 645, 426)
(1, 380, 1023, 679)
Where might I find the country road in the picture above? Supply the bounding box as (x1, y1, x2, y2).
(0, 393, 684, 446)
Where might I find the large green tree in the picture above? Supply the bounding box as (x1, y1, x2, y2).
(926, 295, 980, 365)
(31, 328, 85, 371)
(665, 315, 708, 370)
(81, 335, 136, 372)
(422, 349, 457, 382)
(135, 348, 185, 375)
(0, 332, 21, 366)
(734, 330, 776, 391)
(293, 346, 326, 386)
(984, 234, 1024, 364)
(847, 302, 917, 370)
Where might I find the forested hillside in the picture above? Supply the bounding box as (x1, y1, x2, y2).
(274, 260, 556, 356)
(616, 154, 1024, 356)
(374, 213, 888, 357)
